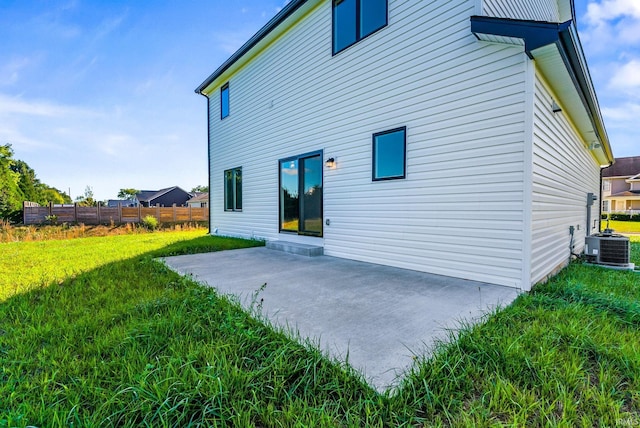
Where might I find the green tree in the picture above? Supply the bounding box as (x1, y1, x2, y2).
(191, 185, 209, 193)
(117, 188, 139, 200)
(41, 187, 71, 205)
(0, 144, 23, 220)
(75, 186, 97, 207)
(11, 159, 42, 203)
(0, 143, 72, 221)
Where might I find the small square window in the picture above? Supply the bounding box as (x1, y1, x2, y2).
(221, 83, 230, 119)
(372, 127, 406, 181)
(224, 167, 242, 211)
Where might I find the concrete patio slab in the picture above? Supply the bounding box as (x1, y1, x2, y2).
(163, 247, 520, 391)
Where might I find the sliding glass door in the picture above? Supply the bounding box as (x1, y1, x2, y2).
(279, 151, 322, 236)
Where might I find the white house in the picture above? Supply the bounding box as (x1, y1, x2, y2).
(186, 192, 209, 208)
(602, 156, 640, 215)
(195, 0, 613, 291)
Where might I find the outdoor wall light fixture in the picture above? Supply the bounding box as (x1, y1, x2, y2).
(325, 157, 336, 168)
(589, 142, 601, 150)
(551, 101, 562, 113)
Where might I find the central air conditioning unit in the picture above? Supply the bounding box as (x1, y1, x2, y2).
(584, 232, 632, 268)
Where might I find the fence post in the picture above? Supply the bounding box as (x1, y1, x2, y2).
(74, 203, 78, 223)
(118, 203, 122, 224)
(138, 204, 141, 223)
(173, 204, 177, 222)
(189, 205, 192, 221)
(97, 201, 101, 224)
(156, 204, 160, 220)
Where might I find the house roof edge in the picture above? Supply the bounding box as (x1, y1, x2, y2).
(558, 25, 613, 164)
(470, 15, 614, 165)
(195, 0, 309, 95)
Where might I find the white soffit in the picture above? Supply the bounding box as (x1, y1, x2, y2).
(531, 43, 609, 166)
(475, 33, 525, 46)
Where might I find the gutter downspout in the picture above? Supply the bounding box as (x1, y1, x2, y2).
(599, 159, 614, 232)
(198, 92, 212, 235)
(599, 167, 603, 232)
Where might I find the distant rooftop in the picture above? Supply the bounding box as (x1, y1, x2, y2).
(602, 156, 640, 178)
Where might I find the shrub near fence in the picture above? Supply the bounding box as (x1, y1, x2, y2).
(23, 202, 208, 225)
(602, 213, 640, 222)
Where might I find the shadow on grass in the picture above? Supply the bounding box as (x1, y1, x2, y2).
(147, 234, 264, 257)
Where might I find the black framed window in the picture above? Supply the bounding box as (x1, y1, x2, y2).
(224, 167, 242, 211)
(221, 83, 230, 119)
(333, 0, 387, 54)
(373, 127, 406, 181)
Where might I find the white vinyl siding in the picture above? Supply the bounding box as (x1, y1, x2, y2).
(483, 0, 560, 22)
(530, 70, 600, 285)
(209, 0, 528, 289)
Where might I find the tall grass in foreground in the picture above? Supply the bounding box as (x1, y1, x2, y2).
(1, 234, 638, 426)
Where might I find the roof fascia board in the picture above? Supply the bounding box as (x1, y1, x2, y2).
(556, 26, 613, 162)
(470, 16, 571, 58)
(195, 0, 311, 95)
(470, 15, 613, 165)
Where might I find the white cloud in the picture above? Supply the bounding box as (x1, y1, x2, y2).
(582, 0, 640, 49)
(94, 12, 127, 41)
(602, 102, 640, 121)
(0, 123, 54, 150)
(608, 59, 640, 90)
(0, 93, 99, 118)
(99, 134, 139, 156)
(0, 57, 33, 86)
(586, 0, 640, 24)
(134, 68, 176, 96)
(213, 30, 256, 54)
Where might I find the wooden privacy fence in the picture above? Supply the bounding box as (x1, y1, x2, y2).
(23, 202, 209, 225)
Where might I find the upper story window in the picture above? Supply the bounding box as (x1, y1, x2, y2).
(221, 83, 230, 119)
(373, 127, 406, 181)
(602, 180, 611, 191)
(333, 0, 388, 54)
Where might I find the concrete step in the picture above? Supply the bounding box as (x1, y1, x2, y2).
(266, 240, 324, 257)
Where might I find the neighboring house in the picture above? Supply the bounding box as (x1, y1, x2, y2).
(107, 199, 135, 208)
(195, 0, 613, 291)
(602, 156, 640, 214)
(134, 187, 192, 207)
(186, 192, 209, 208)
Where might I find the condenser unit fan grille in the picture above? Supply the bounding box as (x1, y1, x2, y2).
(599, 237, 630, 265)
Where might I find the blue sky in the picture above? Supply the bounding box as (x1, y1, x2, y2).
(1, 0, 638, 201)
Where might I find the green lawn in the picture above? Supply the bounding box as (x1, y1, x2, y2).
(604, 220, 640, 234)
(1, 232, 639, 426)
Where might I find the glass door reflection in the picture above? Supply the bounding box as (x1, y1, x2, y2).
(300, 154, 322, 235)
(279, 152, 322, 236)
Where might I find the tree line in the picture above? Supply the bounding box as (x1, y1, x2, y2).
(0, 144, 71, 222)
